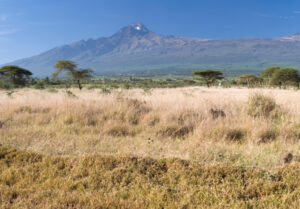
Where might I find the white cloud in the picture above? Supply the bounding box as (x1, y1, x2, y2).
(294, 11, 300, 14)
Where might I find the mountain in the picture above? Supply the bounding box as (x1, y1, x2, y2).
(6, 22, 300, 76)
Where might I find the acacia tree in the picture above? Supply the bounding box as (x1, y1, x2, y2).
(193, 70, 224, 87)
(53, 60, 93, 90)
(66, 69, 93, 90)
(261, 66, 281, 85)
(262, 66, 281, 78)
(271, 67, 299, 88)
(0, 65, 32, 87)
(237, 74, 263, 87)
(53, 60, 77, 77)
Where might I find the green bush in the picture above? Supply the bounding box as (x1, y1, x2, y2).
(33, 82, 45, 89)
(0, 80, 14, 89)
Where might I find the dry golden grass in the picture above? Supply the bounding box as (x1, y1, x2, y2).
(2, 87, 300, 208)
(1, 144, 300, 208)
(1, 87, 300, 168)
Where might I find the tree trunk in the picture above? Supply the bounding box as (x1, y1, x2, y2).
(77, 80, 82, 90)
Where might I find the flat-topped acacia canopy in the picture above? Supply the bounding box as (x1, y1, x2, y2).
(0, 65, 32, 76)
(193, 70, 223, 87)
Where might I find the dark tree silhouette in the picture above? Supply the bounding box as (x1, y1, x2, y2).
(53, 60, 93, 90)
(0, 65, 32, 87)
(193, 70, 224, 87)
(237, 74, 263, 87)
(271, 67, 299, 88)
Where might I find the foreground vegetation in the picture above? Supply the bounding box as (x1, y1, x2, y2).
(1, 144, 300, 208)
(1, 86, 300, 207)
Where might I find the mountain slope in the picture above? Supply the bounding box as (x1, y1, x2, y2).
(7, 22, 300, 76)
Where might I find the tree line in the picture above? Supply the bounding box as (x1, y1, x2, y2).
(0, 60, 93, 90)
(0, 60, 300, 89)
(193, 66, 300, 88)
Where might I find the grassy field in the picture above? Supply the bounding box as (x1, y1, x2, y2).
(1, 87, 300, 208)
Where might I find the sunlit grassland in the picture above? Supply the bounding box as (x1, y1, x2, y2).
(1, 87, 300, 167)
(1, 87, 300, 208)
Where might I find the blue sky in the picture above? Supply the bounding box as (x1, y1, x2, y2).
(1, 0, 300, 64)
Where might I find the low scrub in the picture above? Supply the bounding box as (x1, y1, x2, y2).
(177, 109, 201, 125)
(122, 98, 151, 125)
(258, 128, 278, 144)
(157, 124, 194, 138)
(226, 128, 245, 142)
(107, 124, 134, 137)
(1, 145, 300, 208)
(247, 93, 282, 119)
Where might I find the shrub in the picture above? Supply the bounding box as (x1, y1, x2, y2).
(147, 115, 160, 126)
(17, 106, 33, 113)
(6, 90, 15, 97)
(64, 116, 74, 125)
(100, 88, 111, 94)
(177, 110, 200, 125)
(128, 112, 140, 125)
(280, 124, 300, 142)
(157, 124, 194, 138)
(258, 128, 277, 144)
(125, 99, 151, 125)
(65, 90, 77, 98)
(0, 120, 5, 128)
(125, 99, 150, 114)
(226, 128, 245, 142)
(83, 110, 98, 126)
(107, 125, 133, 137)
(247, 93, 280, 118)
(210, 108, 226, 120)
(33, 82, 45, 89)
(0, 80, 13, 89)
